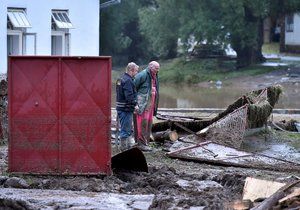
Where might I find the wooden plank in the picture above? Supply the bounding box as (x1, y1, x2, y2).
(251, 180, 300, 210)
(242, 177, 285, 201)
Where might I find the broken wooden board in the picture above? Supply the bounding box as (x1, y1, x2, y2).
(251, 180, 300, 210)
(167, 140, 300, 172)
(225, 199, 253, 210)
(242, 177, 285, 201)
(279, 188, 300, 204)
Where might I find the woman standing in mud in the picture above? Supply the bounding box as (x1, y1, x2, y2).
(134, 61, 160, 151)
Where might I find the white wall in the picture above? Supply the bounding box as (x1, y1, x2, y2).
(0, 0, 100, 74)
(285, 14, 300, 45)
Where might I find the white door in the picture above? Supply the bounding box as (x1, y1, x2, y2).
(51, 31, 71, 56)
(23, 33, 36, 55)
(7, 31, 22, 55)
(51, 35, 64, 55)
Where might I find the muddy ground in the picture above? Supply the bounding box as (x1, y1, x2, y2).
(0, 119, 300, 209)
(0, 67, 300, 209)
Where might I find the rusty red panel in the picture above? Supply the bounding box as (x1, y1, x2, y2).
(8, 56, 112, 175)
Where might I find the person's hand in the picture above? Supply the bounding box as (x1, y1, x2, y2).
(134, 105, 139, 114)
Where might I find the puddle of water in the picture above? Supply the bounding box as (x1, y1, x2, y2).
(112, 82, 300, 109)
(261, 144, 300, 162)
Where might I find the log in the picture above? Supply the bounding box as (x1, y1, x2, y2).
(152, 129, 178, 142)
(152, 119, 211, 133)
(156, 113, 208, 121)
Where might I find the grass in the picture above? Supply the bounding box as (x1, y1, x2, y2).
(262, 43, 280, 54)
(262, 42, 300, 57)
(158, 57, 281, 84)
(111, 56, 284, 84)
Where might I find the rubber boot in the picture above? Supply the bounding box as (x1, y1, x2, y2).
(137, 141, 152, 152)
(127, 136, 136, 149)
(120, 138, 128, 151)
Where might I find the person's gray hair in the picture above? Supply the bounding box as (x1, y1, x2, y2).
(126, 62, 139, 73)
(148, 61, 159, 69)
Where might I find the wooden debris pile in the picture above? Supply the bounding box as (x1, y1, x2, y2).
(152, 85, 282, 149)
(274, 119, 300, 132)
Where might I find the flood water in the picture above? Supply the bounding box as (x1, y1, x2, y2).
(112, 82, 300, 109)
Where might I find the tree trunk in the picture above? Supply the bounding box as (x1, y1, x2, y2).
(166, 40, 178, 59)
(279, 15, 286, 52)
(235, 19, 266, 69)
(235, 46, 265, 69)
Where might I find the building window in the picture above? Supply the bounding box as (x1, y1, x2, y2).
(286, 14, 294, 32)
(7, 8, 36, 55)
(51, 10, 73, 55)
(7, 9, 31, 28)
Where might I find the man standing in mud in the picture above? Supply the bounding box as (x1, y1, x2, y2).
(116, 62, 139, 151)
(134, 61, 160, 151)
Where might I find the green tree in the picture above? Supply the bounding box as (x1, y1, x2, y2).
(139, 0, 300, 68)
(139, 0, 180, 59)
(100, 0, 153, 64)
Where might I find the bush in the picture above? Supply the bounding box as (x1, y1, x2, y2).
(191, 44, 226, 58)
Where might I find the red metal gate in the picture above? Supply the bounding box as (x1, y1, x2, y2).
(8, 56, 112, 175)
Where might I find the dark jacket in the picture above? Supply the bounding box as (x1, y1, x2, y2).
(116, 73, 137, 112)
(134, 68, 159, 115)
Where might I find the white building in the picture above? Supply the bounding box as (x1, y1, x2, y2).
(0, 0, 100, 74)
(285, 13, 300, 52)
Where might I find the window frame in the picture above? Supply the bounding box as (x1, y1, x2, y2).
(51, 10, 74, 29)
(7, 8, 31, 28)
(7, 8, 36, 56)
(23, 33, 37, 55)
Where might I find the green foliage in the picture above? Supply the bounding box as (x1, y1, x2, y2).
(100, 0, 153, 64)
(101, 0, 300, 67)
(138, 0, 300, 67)
(139, 0, 180, 58)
